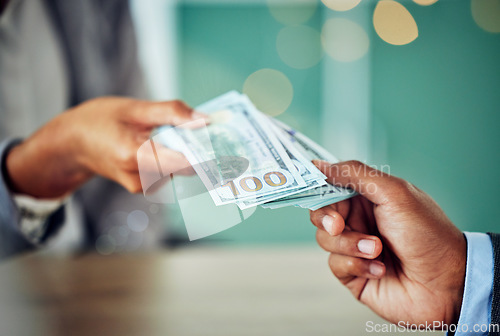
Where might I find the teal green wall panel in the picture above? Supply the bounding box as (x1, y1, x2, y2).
(371, 0, 500, 232)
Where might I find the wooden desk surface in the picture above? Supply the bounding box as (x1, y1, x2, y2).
(0, 246, 441, 336)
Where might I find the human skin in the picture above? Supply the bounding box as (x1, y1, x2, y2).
(5, 97, 206, 198)
(309, 160, 466, 327)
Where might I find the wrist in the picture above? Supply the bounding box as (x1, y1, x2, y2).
(4, 143, 26, 194)
(5, 116, 93, 198)
(446, 233, 467, 325)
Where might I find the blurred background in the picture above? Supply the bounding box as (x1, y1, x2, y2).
(1, 1, 499, 335)
(131, 0, 500, 244)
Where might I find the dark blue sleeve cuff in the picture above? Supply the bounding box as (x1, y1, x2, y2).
(0, 138, 36, 259)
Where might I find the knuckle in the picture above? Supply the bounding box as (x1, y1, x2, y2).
(116, 146, 137, 169)
(315, 229, 323, 245)
(390, 177, 416, 198)
(145, 103, 160, 115)
(315, 230, 329, 250)
(346, 160, 364, 170)
(332, 232, 355, 252)
(309, 210, 321, 227)
(168, 100, 187, 111)
(394, 177, 411, 189)
(345, 257, 364, 275)
(328, 254, 341, 276)
(336, 235, 352, 254)
(339, 160, 365, 180)
(126, 100, 149, 120)
(345, 258, 355, 270)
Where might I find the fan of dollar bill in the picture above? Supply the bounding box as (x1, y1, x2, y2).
(158, 91, 356, 211)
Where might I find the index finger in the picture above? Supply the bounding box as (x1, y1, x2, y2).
(313, 160, 404, 206)
(309, 199, 350, 235)
(128, 100, 208, 127)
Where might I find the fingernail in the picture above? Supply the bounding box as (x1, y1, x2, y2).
(369, 262, 384, 277)
(358, 239, 375, 255)
(322, 215, 335, 235)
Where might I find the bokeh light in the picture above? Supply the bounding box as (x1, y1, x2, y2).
(321, 0, 361, 11)
(321, 18, 369, 62)
(471, 0, 500, 33)
(125, 232, 144, 251)
(413, 0, 439, 5)
(96, 235, 116, 255)
(267, 0, 318, 25)
(373, 0, 419, 45)
(276, 25, 323, 69)
(104, 211, 128, 231)
(127, 210, 150, 232)
(109, 225, 128, 246)
(243, 69, 294, 117)
(149, 204, 159, 214)
(118, 225, 130, 238)
(277, 114, 302, 132)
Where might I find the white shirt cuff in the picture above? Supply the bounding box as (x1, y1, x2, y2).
(14, 194, 66, 244)
(454, 232, 494, 335)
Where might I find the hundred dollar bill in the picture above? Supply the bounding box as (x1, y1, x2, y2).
(260, 183, 352, 208)
(263, 118, 356, 202)
(158, 91, 306, 206)
(269, 119, 327, 185)
(258, 117, 358, 209)
(235, 129, 326, 209)
(232, 94, 329, 209)
(262, 192, 356, 210)
(299, 193, 357, 211)
(270, 118, 339, 163)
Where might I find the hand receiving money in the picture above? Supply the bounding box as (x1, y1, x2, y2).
(158, 91, 355, 210)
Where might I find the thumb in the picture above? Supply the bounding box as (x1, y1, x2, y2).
(129, 100, 209, 127)
(313, 160, 403, 205)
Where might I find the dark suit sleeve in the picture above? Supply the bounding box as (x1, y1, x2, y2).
(0, 139, 35, 258)
(489, 233, 500, 335)
(0, 139, 65, 260)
